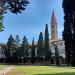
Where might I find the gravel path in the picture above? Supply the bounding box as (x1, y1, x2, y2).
(0, 66, 15, 75)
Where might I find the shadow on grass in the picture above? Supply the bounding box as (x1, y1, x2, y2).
(34, 72, 75, 75)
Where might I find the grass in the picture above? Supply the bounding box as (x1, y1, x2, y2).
(6, 65, 75, 75)
(0, 64, 8, 70)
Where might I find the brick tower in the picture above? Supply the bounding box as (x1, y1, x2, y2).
(51, 10, 58, 41)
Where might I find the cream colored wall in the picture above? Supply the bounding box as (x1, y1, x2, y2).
(51, 40, 65, 58)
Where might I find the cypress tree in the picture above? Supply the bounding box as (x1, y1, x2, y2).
(62, 0, 70, 66)
(62, 0, 75, 66)
(7, 35, 15, 57)
(4, 34, 15, 63)
(69, 0, 75, 66)
(44, 24, 51, 61)
(31, 38, 35, 64)
(37, 32, 43, 58)
(15, 35, 20, 46)
(20, 36, 29, 63)
(15, 35, 20, 63)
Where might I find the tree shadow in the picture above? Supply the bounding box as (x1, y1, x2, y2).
(34, 72, 75, 75)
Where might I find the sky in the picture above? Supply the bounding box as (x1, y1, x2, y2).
(0, 0, 64, 44)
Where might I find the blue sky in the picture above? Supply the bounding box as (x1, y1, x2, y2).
(0, 0, 64, 44)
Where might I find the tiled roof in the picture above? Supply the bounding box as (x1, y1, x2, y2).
(0, 43, 6, 46)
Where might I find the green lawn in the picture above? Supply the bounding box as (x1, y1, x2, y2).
(0, 64, 8, 70)
(6, 65, 75, 75)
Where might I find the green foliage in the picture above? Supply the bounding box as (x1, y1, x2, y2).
(31, 38, 35, 64)
(4, 47, 10, 58)
(44, 24, 51, 61)
(37, 32, 43, 58)
(0, 0, 29, 31)
(20, 36, 29, 57)
(5, 35, 15, 57)
(62, 0, 75, 66)
(0, 15, 4, 32)
(0, 2, 8, 31)
(7, 0, 29, 14)
(0, 0, 29, 14)
(15, 35, 20, 46)
(14, 35, 21, 59)
(4, 35, 29, 63)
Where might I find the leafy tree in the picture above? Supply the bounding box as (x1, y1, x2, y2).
(0, 15, 4, 32)
(37, 32, 43, 58)
(44, 24, 51, 61)
(0, 0, 29, 14)
(0, 3, 6, 31)
(31, 38, 35, 64)
(54, 44, 59, 66)
(0, 0, 29, 31)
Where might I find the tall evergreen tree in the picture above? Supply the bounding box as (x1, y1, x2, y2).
(31, 38, 35, 64)
(44, 24, 51, 61)
(70, 0, 75, 66)
(62, 0, 75, 66)
(4, 34, 15, 63)
(15, 35, 20, 47)
(37, 32, 43, 58)
(20, 36, 29, 63)
(7, 34, 15, 57)
(14, 35, 20, 63)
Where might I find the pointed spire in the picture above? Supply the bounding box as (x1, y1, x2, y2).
(51, 10, 57, 24)
(51, 10, 58, 41)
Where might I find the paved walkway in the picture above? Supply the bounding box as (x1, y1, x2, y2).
(0, 66, 15, 75)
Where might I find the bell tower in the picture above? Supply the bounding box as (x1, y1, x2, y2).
(51, 10, 58, 41)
